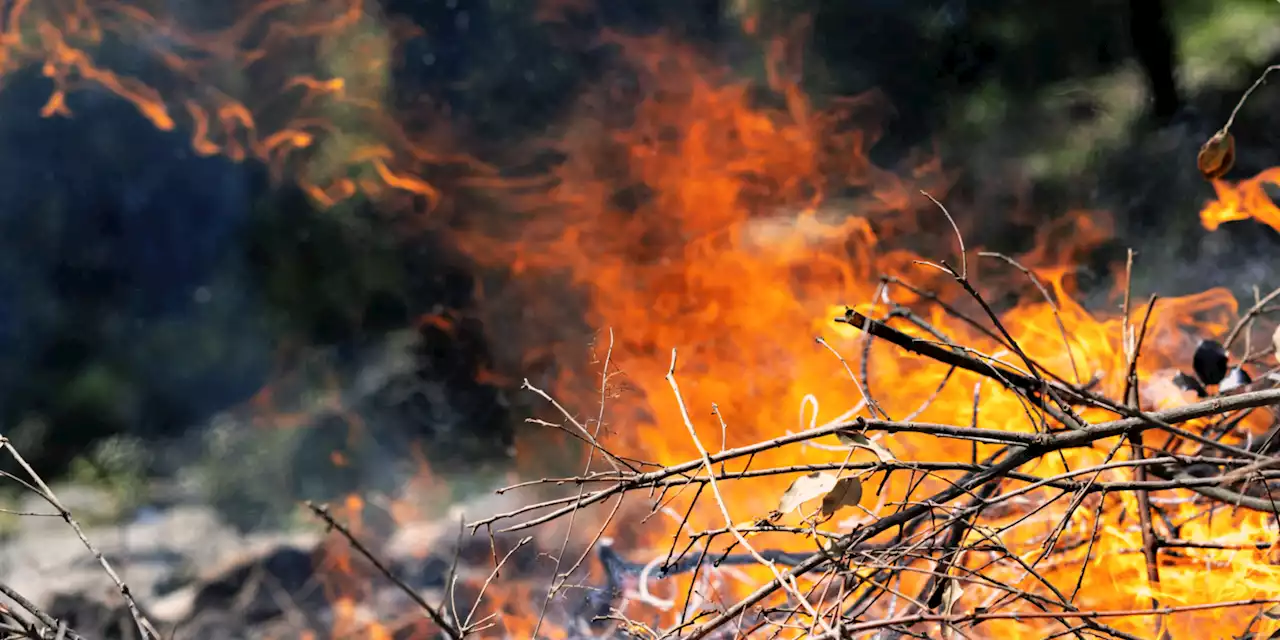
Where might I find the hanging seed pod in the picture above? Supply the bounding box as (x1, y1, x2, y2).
(1197, 130, 1236, 180)
(1219, 365, 1252, 393)
(1172, 371, 1208, 398)
(1192, 339, 1229, 386)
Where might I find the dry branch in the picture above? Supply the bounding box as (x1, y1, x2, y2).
(0, 437, 158, 640)
(476, 227, 1280, 640)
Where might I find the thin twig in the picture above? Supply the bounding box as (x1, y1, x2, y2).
(1217, 65, 1280, 137)
(0, 582, 86, 640)
(1225, 284, 1280, 351)
(305, 501, 461, 639)
(0, 438, 157, 640)
(665, 349, 830, 632)
(978, 251, 1082, 384)
(1121, 293, 1165, 638)
(922, 190, 966, 279)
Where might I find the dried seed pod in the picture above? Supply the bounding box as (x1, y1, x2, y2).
(1197, 130, 1236, 180)
(1172, 371, 1208, 398)
(1219, 365, 1252, 393)
(1192, 339, 1229, 386)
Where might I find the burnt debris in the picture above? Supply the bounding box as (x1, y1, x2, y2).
(1173, 340, 1254, 399)
(1172, 371, 1208, 398)
(1192, 338, 1229, 386)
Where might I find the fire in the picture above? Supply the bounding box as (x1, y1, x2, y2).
(11, 0, 1280, 638)
(461, 30, 1279, 640)
(2, 0, 487, 211)
(1200, 167, 1280, 233)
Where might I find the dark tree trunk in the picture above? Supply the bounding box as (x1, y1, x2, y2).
(1129, 0, 1181, 123)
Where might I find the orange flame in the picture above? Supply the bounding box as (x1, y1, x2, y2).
(460, 32, 1280, 639)
(1, 0, 492, 213)
(1200, 168, 1280, 233)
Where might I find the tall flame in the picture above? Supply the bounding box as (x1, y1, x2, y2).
(461, 32, 1279, 639)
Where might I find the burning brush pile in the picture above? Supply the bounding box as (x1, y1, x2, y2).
(7, 2, 1280, 640)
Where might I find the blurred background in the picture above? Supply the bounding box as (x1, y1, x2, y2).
(0, 0, 1278, 618)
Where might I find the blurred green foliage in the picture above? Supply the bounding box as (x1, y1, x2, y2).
(246, 194, 409, 343)
(65, 435, 152, 524)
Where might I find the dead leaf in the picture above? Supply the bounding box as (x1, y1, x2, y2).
(1197, 130, 1235, 180)
(1264, 603, 1280, 620)
(835, 429, 896, 462)
(820, 476, 863, 518)
(936, 579, 964, 616)
(777, 472, 838, 514)
(1272, 325, 1280, 365)
(935, 579, 966, 640)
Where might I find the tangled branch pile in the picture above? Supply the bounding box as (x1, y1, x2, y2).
(474, 242, 1280, 640)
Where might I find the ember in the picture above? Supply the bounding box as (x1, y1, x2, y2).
(2, 2, 1280, 640)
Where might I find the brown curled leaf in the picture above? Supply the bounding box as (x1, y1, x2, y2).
(819, 476, 863, 518)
